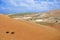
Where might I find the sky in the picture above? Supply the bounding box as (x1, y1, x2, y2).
(0, 0, 60, 14)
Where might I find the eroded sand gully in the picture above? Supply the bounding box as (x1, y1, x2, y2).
(0, 14, 60, 40)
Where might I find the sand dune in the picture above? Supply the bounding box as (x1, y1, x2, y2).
(0, 14, 60, 40)
(49, 24, 60, 30)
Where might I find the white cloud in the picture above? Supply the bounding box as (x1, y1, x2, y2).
(7, 0, 49, 10)
(9, 0, 18, 6)
(25, 0, 35, 4)
(19, 2, 29, 7)
(22, 0, 49, 10)
(6, 0, 56, 11)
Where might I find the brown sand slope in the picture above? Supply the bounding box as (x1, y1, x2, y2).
(0, 14, 60, 40)
(49, 24, 60, 30)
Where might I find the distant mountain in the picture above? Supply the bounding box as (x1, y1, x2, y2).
(7, 10, 60, 30)
(39, 10, 60, 24)
(40, 10, 60, 18)
(7, 10, 60, 24)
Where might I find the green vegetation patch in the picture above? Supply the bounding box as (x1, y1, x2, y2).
(36, 22, 54, 26)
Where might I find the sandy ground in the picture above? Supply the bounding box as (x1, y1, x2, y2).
(47, 24, 60, 30)
(0, 14, 60, 40)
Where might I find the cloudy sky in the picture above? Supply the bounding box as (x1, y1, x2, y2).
(0, 0, 60, 14)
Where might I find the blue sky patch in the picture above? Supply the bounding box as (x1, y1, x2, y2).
(0, 0, 60, 14)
